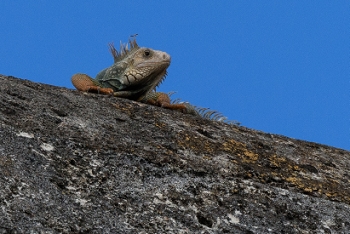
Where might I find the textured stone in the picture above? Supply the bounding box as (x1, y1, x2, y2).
(0, 75, 349, 233)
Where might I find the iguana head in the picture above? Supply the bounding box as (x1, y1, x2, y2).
(96, 38, 171, 100)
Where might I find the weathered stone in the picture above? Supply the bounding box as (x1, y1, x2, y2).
(0, 75, 349, 233)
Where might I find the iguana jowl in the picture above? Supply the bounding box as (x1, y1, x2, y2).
(72, 38, 234, 123)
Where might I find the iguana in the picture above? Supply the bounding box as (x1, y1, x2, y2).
(71, 38, 234, 123)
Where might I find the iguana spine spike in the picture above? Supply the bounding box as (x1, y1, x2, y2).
(108, 38, 140, 63)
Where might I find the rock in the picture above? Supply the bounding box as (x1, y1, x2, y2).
(0, 75, 349, 233)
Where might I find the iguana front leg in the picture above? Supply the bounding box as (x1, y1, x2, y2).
(141, 92, 187, 111)
(71, 74, 114, 95)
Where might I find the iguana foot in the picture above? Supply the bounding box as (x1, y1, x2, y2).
(71, 73, 114, 95)
(143, 92, 187, 111)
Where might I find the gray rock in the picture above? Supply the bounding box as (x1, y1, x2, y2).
(0, 75, 349, 233)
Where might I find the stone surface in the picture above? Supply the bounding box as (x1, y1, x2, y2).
(0, 75, 349, 233)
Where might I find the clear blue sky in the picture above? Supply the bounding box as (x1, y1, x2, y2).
(1, 1, 349, 150)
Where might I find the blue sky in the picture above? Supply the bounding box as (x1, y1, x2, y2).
(1, 1, 349, 150)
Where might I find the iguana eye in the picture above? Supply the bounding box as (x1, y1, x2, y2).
(144, 49, 151, 57)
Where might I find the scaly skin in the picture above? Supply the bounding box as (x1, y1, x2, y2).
(71, 38, 186, 111)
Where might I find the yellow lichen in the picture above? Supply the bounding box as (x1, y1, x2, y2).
(222, 139, 258, 162)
